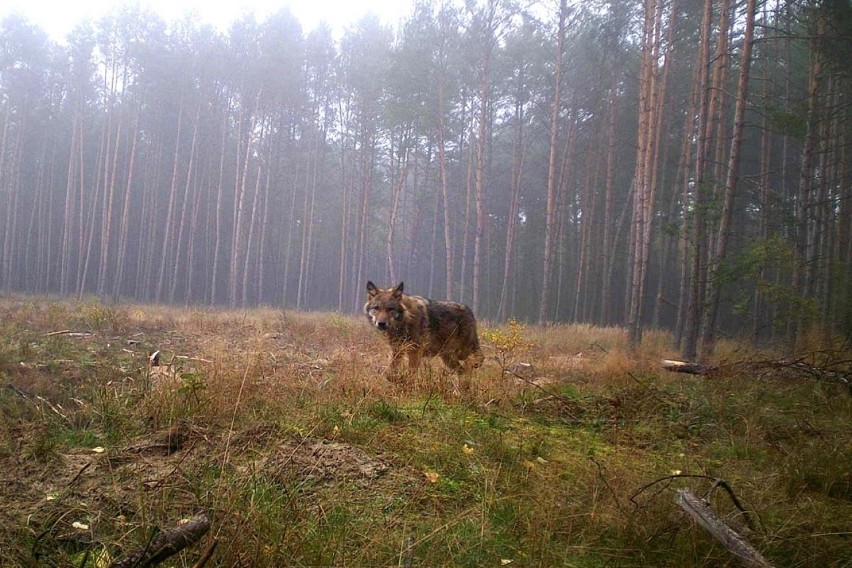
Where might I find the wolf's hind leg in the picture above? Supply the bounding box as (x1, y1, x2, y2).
(439, 352, 462, 373)
(440, 353, 473, 396)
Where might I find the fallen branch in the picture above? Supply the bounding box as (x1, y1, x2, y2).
(765, 358, 850, 392)
(662, 360, 717, 375)
(676, 489, 773, 568)
(631, 473, 756, 530)
(44, 330, 93, 338)
(5, 382, 31, 399)
(176, 355, 214, 364)
(67, 461, 93, 487)
(662, 357, 850, 392)
(110, 512, 210, 568)
(35, 395, 69, 423)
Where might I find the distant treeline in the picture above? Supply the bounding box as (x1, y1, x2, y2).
(0, 0, 849, 359)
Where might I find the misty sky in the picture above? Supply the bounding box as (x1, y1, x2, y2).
(1, 0, 416, 40)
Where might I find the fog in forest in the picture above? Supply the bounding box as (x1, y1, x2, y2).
(0, 0, 850, 361)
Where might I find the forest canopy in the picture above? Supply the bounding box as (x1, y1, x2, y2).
(0, 0, 849, 360)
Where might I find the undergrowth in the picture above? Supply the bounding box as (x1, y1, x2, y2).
(0, 298, 849, 567)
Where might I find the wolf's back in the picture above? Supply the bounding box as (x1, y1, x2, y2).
(421, 298, 480, 352)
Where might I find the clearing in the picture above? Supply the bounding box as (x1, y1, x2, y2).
(0, 299, 850, 567)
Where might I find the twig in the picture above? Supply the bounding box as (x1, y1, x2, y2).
(35, 395, 70, 423)
(32, 509, 77, 559)
(420, 389, 437, 418)
(175, 356, 214, 364)
(770, 358, 850, 391)
(109, 512, 211, 568)
(190, 538, 218, 568)
(44, 330, 93, 338)
(505, 369, 579, 414)
(590, 457, 630, 520)
(627, 372, 646, 385)
(630, 474, 756, 530)
(5, 382, 31, 399)
(67, 461, 93, 487)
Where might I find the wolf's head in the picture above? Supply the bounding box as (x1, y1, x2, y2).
(364, 281, 405, 332)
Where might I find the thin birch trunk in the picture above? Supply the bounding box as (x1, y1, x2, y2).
(385, 134, 410, 286)
(112, 111, 140, 302)
(96, 108, 121, 298)
(242, 163, 263, 308)
(539, 0, 567, 325)
(437, 61, 454, 301)
(210, 103, 230, 305)
(498, 98, 528, 321)
(169, 105, 201, 304)
(154, 98, 185, 304)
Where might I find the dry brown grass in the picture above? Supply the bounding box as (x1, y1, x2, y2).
(0, 298, 849, 567)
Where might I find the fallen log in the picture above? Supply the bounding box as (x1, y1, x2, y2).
(662, 358, 850, 392)
(110, 512, 210, 568)
(676, 489, 773, 568)
(662, 360, 716, 375)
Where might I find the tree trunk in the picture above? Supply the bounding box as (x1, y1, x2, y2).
(96, 109, 121, 299)
(154, 97, 185, 303)
(210, 102, 230, 306)
(229, 95, 258, 307)
(498, 96, 527, 321)
(601, 83, 618, 325)
(539, 0, 567, 325)
(242, 162, 263, 308)
(700, 0, 757, 360)
(788, 12, 825, 346)
(473, 25, 494, 317)
(298, 119, 325, 309)
(77, 114, 105, 301)
(437, 63, 454, 301)
(112, 110, 140, 302)
(169, 105, 201, 304)
(459, 111, 475, 304)
(682, 0, 715, 361)
(628, 0, 667, 349)
(385, 129, 410, 285)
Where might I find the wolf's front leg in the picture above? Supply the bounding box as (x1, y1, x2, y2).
(386, 348, 407, 383)
(406, 350, 422, 378)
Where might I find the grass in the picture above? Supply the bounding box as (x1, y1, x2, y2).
(0, 297, 850, 567)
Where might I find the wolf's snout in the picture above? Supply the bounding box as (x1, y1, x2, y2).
(376, 321, 389, 330)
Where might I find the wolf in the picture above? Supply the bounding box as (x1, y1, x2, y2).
(364, 281, 484, 387)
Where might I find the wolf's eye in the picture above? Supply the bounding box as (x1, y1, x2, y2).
(368, 306, 378, 313)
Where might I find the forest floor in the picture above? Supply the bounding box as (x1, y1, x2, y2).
(0, 298, 850, 567)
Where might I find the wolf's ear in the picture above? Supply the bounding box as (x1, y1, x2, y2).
(367, 281, 379, 297)
(392, 282, 404, 298)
